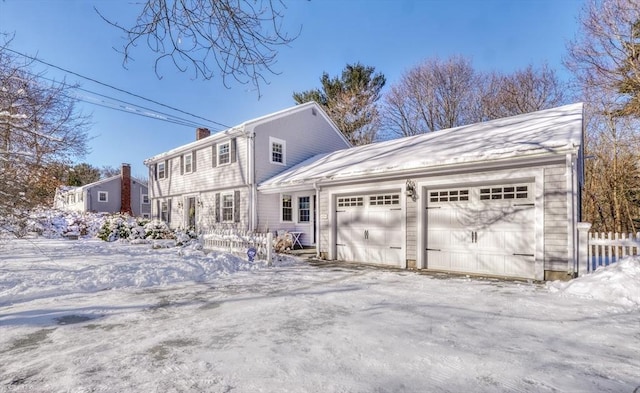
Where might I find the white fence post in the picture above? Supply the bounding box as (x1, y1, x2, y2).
(577, 222, 591, 276)
(266, 232, 273, 266)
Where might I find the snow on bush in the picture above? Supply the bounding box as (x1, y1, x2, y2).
(548, 256, 640, 309)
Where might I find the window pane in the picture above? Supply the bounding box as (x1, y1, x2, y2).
(222, 194, 234, 221)
(299, 196, 310, 222)
(272, 142, 283, 163)
(282, 195, 292, 221)
(219, 143, 230, 164)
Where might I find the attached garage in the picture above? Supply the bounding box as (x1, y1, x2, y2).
(258, 103, 584, 280)
(425, 183, 537, 279)
(335, 193, 404, 267)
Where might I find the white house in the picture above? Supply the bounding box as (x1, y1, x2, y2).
(54, 163, 150, 218)
(143, 101, 351, 235)
(259, 103, 585, 281)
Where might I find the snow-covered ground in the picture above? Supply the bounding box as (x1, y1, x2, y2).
(1, 237, 639, 393)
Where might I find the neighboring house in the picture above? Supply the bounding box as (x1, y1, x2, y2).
(54, 163, 151, 218)
(259, 103, 585, 281)
(143, 101, 351, 235)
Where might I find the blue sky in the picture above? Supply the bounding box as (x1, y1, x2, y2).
(0, 0, 584, 178)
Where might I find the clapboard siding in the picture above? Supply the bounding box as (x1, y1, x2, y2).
(253, 105, 350, 184)
(152, 137, 248, 199)
(319, 191, 331, 257)
(406, 196, 418, 261)
(87, 177, 121, 213)
(256, 191, 316, 246)
(544, 164, 569, 271)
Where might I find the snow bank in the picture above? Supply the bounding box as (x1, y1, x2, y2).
(548, 256, 640, 309)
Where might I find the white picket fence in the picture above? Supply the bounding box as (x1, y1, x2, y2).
(202, 230, 273, 261)
(587, 231, 640, 271)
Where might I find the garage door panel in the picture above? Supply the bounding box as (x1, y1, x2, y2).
(426, 183, 536, 279)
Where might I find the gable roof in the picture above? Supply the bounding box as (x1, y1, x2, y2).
(56, 174, 147, 194)
(259, 103, 584, 191)
(144, 101, 350, 164)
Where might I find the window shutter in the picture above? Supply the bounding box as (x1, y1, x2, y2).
(167, 199, 172, 224)
(215, 193, 220, 223)
(180, 155, 184, 175)
(230, 138, 237, 163)
(212, 145, 217, 167)
(165, 160, 169, 178)
(155, 200, 160, 219)
(234, 190, 240, 223)
(192, 150, 197, 172)
(154, 164, 158, 181)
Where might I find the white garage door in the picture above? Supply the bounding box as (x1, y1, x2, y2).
(426, 184, 536, 279)
(336, 193, 404, 267)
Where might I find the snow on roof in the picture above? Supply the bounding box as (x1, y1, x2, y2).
(259, 103, 584, 190)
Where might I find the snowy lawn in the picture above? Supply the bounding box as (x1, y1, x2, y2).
(1, 238, 639, 393)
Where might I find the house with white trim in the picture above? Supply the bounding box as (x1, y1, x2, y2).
(54, 163, 150, 218)
(259, 103, 585, 281)
(143, 101, 351, 235)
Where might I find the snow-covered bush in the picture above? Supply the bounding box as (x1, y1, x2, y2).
(143, 220, 174, 240)
(97, 213, 133, 242)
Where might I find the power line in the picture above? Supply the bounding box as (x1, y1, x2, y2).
(5, 47, 232, 129)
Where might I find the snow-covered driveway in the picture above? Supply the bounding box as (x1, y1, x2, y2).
(1, 238, 639, 392)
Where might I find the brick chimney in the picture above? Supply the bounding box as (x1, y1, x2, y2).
(120, 163, 133, 215)
(196, 127, 211, 140)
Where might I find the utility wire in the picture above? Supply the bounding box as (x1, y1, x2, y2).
(5, 47, 231, 129)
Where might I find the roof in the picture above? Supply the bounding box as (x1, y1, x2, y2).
(259, 103, 584, 191)
(144, 101, 349, 164)
(57, 174, 147, 194)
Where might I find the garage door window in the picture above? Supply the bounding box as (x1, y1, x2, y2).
(479, 185, 529, 201)
(369, 194, 400, 206)
(429, 189, 469, 203)
(338, 196, 364, 207)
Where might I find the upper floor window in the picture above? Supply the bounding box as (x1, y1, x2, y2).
(184, 153, 193, 173)
(158, 162, 166, 179)
(270, 137, 286, 165)
(218, 142, 231, 165)
(98, 191, 108, 202)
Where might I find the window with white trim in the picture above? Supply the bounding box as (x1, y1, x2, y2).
(183, 153, 193, 173)
(158, 162, 166, 179)
(142, 194, 149, 204)
(222, 194, 234, 222)
(337, 196, 364, 207)
(298, 196, 310, 222)
(98, 191, 108, 202)
(161, 201, 169, 222)
(218, 142, 230, 165)
(270, 137, 286, 165)
(479, 185, 529, 201)
(142, 213, 150, 219)
(369, 194, 400, 206)
(429, 189, 469, 203)
(282, 195, 293, 222)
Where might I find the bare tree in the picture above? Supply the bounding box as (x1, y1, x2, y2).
(565, 0, 640, 117)
(382, 57, 566, 138)
(97, 0, 299, 97)
(0, 41, 90, 234)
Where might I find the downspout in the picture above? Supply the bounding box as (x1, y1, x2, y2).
(314, 181, 321, 259)
(245, 129, 256, 231)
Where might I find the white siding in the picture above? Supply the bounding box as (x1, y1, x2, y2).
(256, 191, 316, 246)
(544, 164, 569, 272)
(253, 106, 350, 184)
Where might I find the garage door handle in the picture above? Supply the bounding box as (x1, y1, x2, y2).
(513, 253, 534, 257)
(390, 246, 402, 249)
(426, 248, 441, 251)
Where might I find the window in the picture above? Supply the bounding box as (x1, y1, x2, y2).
(158, 162, 166, 179)
(218, 142, 230, 165)
(183, 153, 193, 173)
(337, 196, 364, 207)
(270, 137, 286, 165)
(282, 195, 292, 221)
(142, 194, 149, 204)
(479, 185, 529, 201)
(429, 189, 469, 203)
(142, 213, 150, 219)
(161, 201, 169, 222)
(98, 191, 108, 202)
(298, 196, 310, 222)
(222, 194, 234, 222)
(369, 194, 400, 206)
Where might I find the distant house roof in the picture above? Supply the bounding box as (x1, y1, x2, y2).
(144, 101, 350, 164)
(259, 103, 584, 191)
(57, 174, 147, 193)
